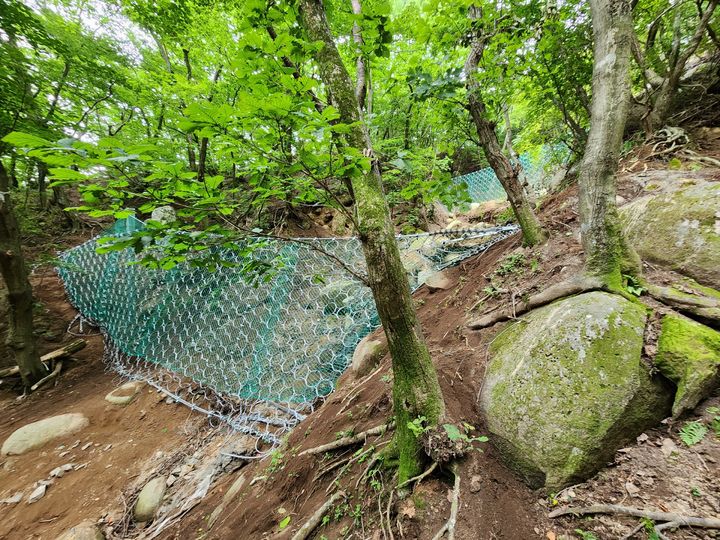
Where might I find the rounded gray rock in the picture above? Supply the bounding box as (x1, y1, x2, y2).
(2, 413, 89, 456)
(133, 477, 167, 522)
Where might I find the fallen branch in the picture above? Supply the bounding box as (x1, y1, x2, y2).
(431, 463, 460, 540)
(549, 504, 720, 530)
(30, 360, 63, 392)
(299, 423, 393, 456)
(41, 339, 86, 363)
(0, 366, 19, 378)
(468, 276, 604, 330)
(290, 490, 346, 540)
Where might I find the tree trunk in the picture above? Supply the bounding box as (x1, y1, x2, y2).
(642, 0, 717, 130)
(0, 161, 46, 387)
(578, 0, 638, 288)
(298, 0, 445, 483)
(351, 0, 368, 110)
(464, 21, 547, 246)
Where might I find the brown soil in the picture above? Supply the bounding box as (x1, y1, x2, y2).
(0, 269, 210, 540)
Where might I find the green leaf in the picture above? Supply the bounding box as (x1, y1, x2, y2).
(443, 424, 463, 441)
(2, 131, 51, 148)
(278, 516, 291, 530)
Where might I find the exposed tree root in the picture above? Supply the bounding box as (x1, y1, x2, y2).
(549, 504, 720, 534)
(645, 283, 720, 328)
(30, 360, 63, 392)
(397, 461, 437, 490)
(467, 275, 604, 330)
(0, 340, 86, 381)
(298, 423, 392, 456)
(431, 463, 460, 540)
(290, 490, 346, 540)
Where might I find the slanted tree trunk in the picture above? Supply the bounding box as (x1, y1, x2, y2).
(0, 161, 46, 387)
(464, 14, 547, 246)
(649, 0, 717, 129)
(578, 0, 638, 288)
(298, 0, 445, 483)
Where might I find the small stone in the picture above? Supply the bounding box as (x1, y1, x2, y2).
(164, 396, 174, 405)
(0, 492, 23, 504)
(27, 484, 46, 503)
(469, 475, 482, 493)
(179, 464, 193, 477)
(105, 381, 144, 406)
(350, 336, 387, 378)
(625, 482, 640, 495)
(660, 438, 678, 458)
(421, 270, 452, 292)
(81, 442, 92, 451)
(636, 433, 649, 443)
(59, 451, 70, 458)
(166, 475, 177, 487)
(134, 477, 167, 522)
(74, 463, 88, 471)
(103, 444, 112, 452)
(70, 440, 80, 449)
(50, 466, 66, 478)
(62, 463, 74, 471)
(39, 479, 54, 487)
(56, 519, 104, 540)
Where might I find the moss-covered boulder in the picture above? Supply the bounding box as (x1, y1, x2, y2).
(655, 314, 720, 417)
(620, 181, 720, 289)
(480, 292, 672, 490)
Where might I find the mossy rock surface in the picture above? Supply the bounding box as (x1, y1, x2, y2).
(655, 314, 720, 417)
(620, 181, 720, 289)
(480, 292, 672, 490)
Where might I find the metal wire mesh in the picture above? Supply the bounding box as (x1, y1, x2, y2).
(455, 148, 566, 203)
(57, 218, 517, 445)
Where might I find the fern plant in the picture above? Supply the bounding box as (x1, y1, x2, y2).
(678, 420, 708, 446)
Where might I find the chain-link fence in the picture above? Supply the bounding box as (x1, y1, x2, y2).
(455, 148, 568, 203)
(57, 217, 517, 447)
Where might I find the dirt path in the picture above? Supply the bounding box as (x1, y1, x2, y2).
(0, 271, 208, 540)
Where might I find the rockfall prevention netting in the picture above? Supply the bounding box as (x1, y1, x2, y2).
(453, 148, 564, 202)
(57, 217, 517, 448)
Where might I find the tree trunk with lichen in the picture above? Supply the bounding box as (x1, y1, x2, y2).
(298, 0, 445, 483)
(464, 19, 547, 247)
(578, 0, 639, 289)
(0, 161, 46, 387)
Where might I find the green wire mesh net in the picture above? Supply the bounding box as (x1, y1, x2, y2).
(57, 217, 517, 445)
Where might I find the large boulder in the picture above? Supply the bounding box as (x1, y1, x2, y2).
(620, 181, 720, 288)
(480, 292, 672, 489)
(655, 314, 720, 417)
(2, 413, 89, 456)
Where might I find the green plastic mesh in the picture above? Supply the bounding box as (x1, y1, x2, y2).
(57, 219, 517, 444)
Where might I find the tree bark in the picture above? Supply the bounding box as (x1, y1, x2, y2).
(298, 0, 445, 483)
(351, 0, 368, 110)
(578, 0, 637, 288)
(0, 161, 46, 387)
(648, 0, 717, 129)
(464, 17, 547, 246)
